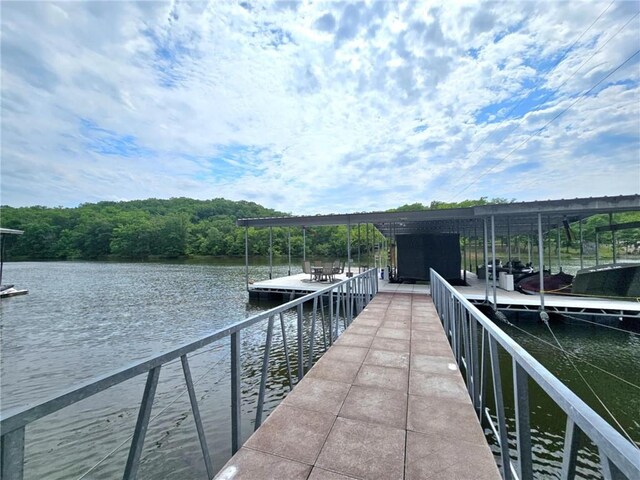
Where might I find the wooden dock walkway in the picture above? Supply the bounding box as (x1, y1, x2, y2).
(214, 292, 500, 480)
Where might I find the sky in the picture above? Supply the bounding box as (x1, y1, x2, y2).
(1, 0, 639, 215)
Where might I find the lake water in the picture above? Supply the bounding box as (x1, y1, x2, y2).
(1, 260, 638, 479)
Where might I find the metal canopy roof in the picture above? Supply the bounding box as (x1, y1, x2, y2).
(237, 194, 640, 238)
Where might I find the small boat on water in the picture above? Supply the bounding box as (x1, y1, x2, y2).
(572, 263, 640, 299)
(0, 227, 28, 299)
(0, 284, 28, 298)
(516, 271, 574, 295)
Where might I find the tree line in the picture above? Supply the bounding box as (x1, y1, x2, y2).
(1, 196, 637, 260)
(0, 198, 383, 260)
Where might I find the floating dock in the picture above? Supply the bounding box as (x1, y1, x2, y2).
(250, 271, 640, 319)
(215, 291, 500, 480)
(248, 271, 360, 299)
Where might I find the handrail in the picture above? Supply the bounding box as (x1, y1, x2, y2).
(430, 268, 639, 480)
(1, 268, 379, 480)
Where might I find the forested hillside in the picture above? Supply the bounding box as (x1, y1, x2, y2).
(1, 197, 638, 260)
(0, 198, 379, 260)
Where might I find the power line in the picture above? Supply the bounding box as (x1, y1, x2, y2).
(446, 8, 639, 201)
(450, 46, 640, 200)
(438, 1, 617, 199)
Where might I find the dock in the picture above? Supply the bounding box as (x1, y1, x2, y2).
(250, 271, 640, 319)
(214, 291, 501, 480)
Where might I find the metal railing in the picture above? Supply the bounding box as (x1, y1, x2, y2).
(0, 268, 379, 480)
(430, 268, 639, 480)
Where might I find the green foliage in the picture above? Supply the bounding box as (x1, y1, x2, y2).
(5, 196, 632, 261)
(0, 198, 282, 260)
(387, 197, 513, 212)
(0, 198, 385, 260)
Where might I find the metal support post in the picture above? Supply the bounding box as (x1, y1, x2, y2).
(474, 221, 479, 272)
(329, 290, 334, 344)
(303, 227, 306, 262)
(279, 313, 293, 390)
(123, 366, 161, 480)
(491, 216, 497, 308)
(579, 218, 583, 270)
(308, 297, 317, 369)
(561, 418, 581, 479)
(547, 217, 552, 273)
(288, 227, 291, 276)
(244, 226, 249, 291)
(513, 362, 533, 480)
(1, 427, 25, 480)
(600, 452, 626, 480)
(230, 332, 241, 454)
(484, 218, 489, 304)
(610, 213, 616, 264)
(268, 227, 273, 279)
(595, 232, 600, 265)
(255, 316, 274, 428)
(507, 217, 512, 272)
(347, 218, 351, 276)
(557, 225, 562, 272)
(357, 223, 361, 267)
(181, 355, 214, 478)
(470, 317, 480, 412)
(297, 304, 304, 380)
(479, 328, 488, 419)
(463, 232, 467, 282)
(538, 213, 545, 311)
(489, 337, 512, 480)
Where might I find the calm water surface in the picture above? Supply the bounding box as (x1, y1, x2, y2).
(2, 259, 312, 479)
(1, 260, 638, 479)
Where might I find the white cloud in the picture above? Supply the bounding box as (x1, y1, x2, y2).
(1, 0, 638, 214)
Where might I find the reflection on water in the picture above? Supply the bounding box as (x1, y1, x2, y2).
(1, 259, 333, 479)
(2, 260, 638, 479)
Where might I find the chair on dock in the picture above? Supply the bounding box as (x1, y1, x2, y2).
(303, 261, 313, 281)
(332, 260, 344, 275)
(323, 262, 336, 282)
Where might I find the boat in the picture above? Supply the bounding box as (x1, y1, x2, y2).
(516, 271, 574, 295)
(572, 263, 640, 299)
(0, 227, 28, 298)
(478, 258, 535, 281)
(0, 284, 28, 298)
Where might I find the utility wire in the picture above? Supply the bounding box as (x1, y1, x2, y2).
(450, 46, 640, 200)
(448, 9, 640, 201)
(541, 317, 639, 447)
(441, 0, 616, 197)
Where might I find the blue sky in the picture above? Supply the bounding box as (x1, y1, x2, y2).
(1, 1, 639, 214)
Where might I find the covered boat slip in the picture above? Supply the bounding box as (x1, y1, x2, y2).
(458, 271, 640, 319)
(240, 195, 640, 317)
(249, 271, 640, 319)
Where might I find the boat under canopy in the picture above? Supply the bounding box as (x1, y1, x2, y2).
(572, 263, 640, 299)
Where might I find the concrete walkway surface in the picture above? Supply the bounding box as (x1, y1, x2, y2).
(214, 292, 501, 480)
